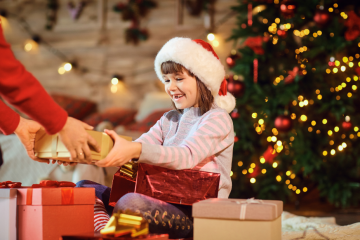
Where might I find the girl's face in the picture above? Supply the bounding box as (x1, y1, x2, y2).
(163, 71, 198, 109)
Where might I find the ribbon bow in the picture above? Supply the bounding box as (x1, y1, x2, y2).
(31, 180, 76, 188)
(120, 161, 138, 180)
(0, 181, 22, 188)
(100, 209, 149, 237)
(233, 198, 277, 220)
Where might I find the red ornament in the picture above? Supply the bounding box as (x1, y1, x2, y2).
(277, 29, 287, 38)
(314, 10, 330, 27)
(284, 66, 300, 84)
(227, 75, 245, 97)
(356, 67, 360, 76)
(244, 36, 269, 55)
(263, 145, 277, 163)
(342, 121, 352, 131)
(274, 115, 292, 132)
(344, 11, 360, 41)
(231, 109, 240, 119)
(234, 136, 239, 142)
(248, 166, 260, 178)
(280, 0, 296, 18)
(226, 53, 241, 68)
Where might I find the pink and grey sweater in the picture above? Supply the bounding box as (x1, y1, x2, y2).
(135, 105, 234, 198)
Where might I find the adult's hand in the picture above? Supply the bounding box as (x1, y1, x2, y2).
(58, 117, 101, 163)
(14, 117, 50, 163)
(95, 129, 142, 167)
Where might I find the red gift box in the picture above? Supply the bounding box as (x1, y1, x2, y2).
(135, 163, 220, 205)
(109, 163, 220, 206)
(17, 181, 95, 240)
(109, 164, 137, 207)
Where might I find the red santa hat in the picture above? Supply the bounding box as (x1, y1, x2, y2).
(154, 37, 236, 113)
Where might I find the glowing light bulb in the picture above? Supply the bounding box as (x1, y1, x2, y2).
(238, 161, 243, 167)
(252, 113, 257, 118)
(290, 173, 295, 179)
(207, 33, 215, 41)
(296, 189, 300, 194)
(330, 149, 336, 155)
(276, 175, 282, 182)
(111, 85, 118, 93)
(250, 178, 256, 183)
(276, 141, 282, 146)
(286, 171, 291, 176)
(262, 169, 266, 174)
(250, 163, 256, 168)
(258, 119, 264, 125)
(338, 146, 343, 151)
(342, 142, 347, 148)
(64, 63, 72, 71)
(58, 67, 66, 75)
(323, 151, 327, 156)
(303, 187, 308, 192)
(260, 157, 266, 164)
(271, 136, 277, 142)
(272, 162, 278, 168)
(111, 78, 119, 85)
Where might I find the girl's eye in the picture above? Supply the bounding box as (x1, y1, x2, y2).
(176, 78, 183, 81)
(164, 80, 170, 83)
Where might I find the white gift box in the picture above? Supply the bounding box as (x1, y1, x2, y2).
(0, 189, 17, 240)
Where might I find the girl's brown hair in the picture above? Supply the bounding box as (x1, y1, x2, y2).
(161, 61, 214, 115)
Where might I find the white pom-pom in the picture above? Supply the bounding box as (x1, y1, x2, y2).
(214, 93, 236, 113)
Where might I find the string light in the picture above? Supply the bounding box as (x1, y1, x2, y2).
(288, 184, 293, 189)
(330, 149, 336, 155)
(272, 162, 278, 168)
(323, 151, 328, 156)
(338, 146, 343, 151)
(285, 180, 290, 184)
(262, 169, 266, 174)
(303, 187, 308, 192)
(250, 163, 256, 168)
(207, 33, 215, 41)
(290, 173, 295, 179)
(252, 113, 257, 118)
(330, 140, 334, 145)
(238, 161, 243, 167)
(248, 168, 254, 173)
(296, 189, 301, 194)
(242, 169, 247, 174)
(260, 157, 266, 163)
(342, 142, 347, 148)
(276, 175, 282, 182)
(230, 171, 233, 177)
(271, 136, 277, 142)
(322, 119, 327, 124)
(250, 178, 256, 183)
(286, 171, 291, 176)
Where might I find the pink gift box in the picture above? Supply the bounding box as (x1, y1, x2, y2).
(17, 187, 95, 240)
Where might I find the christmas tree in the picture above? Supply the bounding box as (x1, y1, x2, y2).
(227, 0, 360, 207)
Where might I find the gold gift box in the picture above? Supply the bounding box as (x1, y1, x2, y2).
(34, 129, 132, 162)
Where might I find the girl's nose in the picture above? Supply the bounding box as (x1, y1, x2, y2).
(169, 80, 177, 90)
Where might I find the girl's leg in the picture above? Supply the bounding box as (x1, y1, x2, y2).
(115, 193, 193, 239)
(76, 180, 113, 215)
(76, 180, 112, 231)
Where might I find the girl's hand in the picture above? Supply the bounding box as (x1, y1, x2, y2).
(95, 129, 142, 167)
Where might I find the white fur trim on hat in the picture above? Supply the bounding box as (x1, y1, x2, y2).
(155, 37, 225, 96)
(215, 92, 236, 113)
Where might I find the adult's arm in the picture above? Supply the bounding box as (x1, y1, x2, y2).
(0, 24, 67, 135)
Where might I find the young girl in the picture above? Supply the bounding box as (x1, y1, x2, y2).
(77, 37, 236, 239)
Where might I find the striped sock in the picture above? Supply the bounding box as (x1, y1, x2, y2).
(94, 197, 110, 232)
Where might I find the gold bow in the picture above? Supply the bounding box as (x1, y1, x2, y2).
(100, 209, 148, 237)
(120, 161, 138, 180)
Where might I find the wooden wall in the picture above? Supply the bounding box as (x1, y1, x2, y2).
(1, 0, 238, 111)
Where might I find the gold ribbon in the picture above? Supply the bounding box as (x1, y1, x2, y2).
(120, 161, 138, 180)
(100, 209, 148, 237)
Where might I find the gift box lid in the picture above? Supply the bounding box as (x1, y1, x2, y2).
(0, 189, 17, 199)
(192, 198, 283, 221)
(17, 188, 95, 206)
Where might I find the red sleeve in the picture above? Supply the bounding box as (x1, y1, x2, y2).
(0, 100, 20, 135)
(0, 24, 68, 135)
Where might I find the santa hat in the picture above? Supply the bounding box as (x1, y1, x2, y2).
(154, 37, 236, 113)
